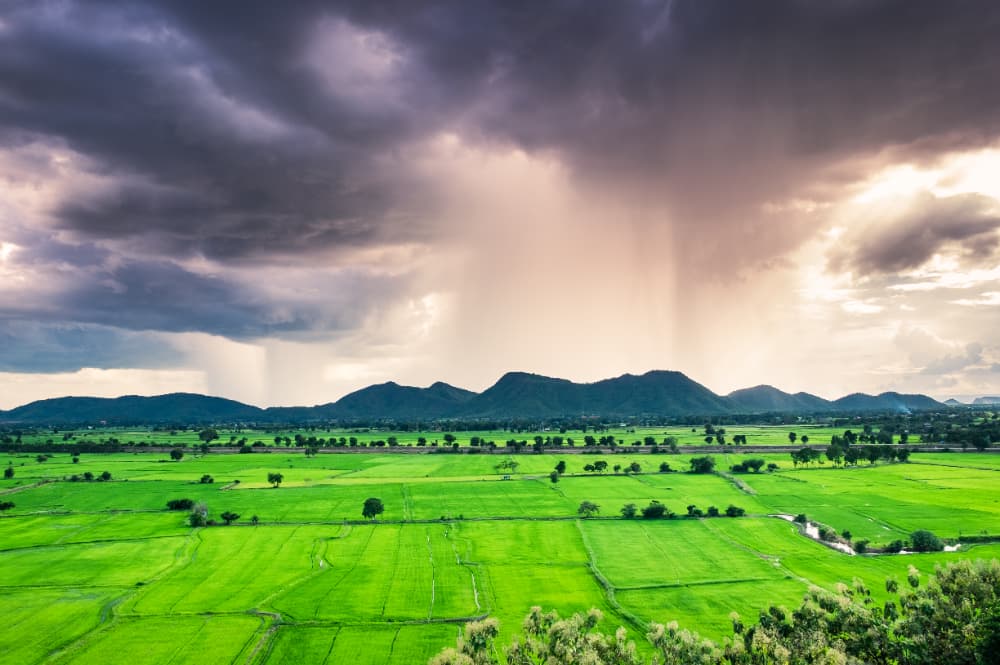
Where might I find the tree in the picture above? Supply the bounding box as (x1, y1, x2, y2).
(620, 503, 638, 519)
(200, 474, 214, 484)
(250, 515, 259, 525)
(577, 501, 600, 518)
(99, 471, 112, 481)
(0, 501, 14, 512)
(167, 498, 195, 511)
(628, 461, 641, 474)
(641, 500, 670, 519)
(555, 460, 567, 475)
(800, 434, 809, 444)
(220, 511, 240, 525)
(362, 497, 385, 520)
(885, 539, 905, 553)
(267, 472, 284, 488)
(910, 529, 944, 552)
(658, 462, 672, 473)
(198, 428, 219, 444)
(3, 466, 12, 479)
(688, 456, 715, 474)
(188, 503, 208, 527)
(549, 470, 560, 483)
(788, 431, 797, 444)
(443, 433, 456, 445)
(170, 448, 184, 461)
(725, 504, 746, 517)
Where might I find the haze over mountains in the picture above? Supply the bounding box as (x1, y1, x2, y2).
(0, 370, 955, 425)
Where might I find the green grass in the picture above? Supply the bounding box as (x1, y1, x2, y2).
(2, 449, 999, 663)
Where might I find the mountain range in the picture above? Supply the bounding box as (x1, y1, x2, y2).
(0, 370, 956, 425)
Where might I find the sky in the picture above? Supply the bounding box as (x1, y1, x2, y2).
(1, 0, 1000, 409)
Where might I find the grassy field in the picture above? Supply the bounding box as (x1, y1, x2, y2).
(1, 449, 998, 664)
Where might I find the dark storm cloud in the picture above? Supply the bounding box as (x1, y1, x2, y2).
(829, 193, 1000, 275)
(0, 0, 435, 261)
(3, 0, 999, 264)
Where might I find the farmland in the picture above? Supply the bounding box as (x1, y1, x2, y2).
(1, 448, 999, 664)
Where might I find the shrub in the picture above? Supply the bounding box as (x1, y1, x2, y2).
(641, 500, 670, 519)
(167, 498, 195, 511)
(910, 529, 944, 552)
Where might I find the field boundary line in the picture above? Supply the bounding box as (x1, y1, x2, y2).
(717, 471, 757, 495)
(574, 519, 649, 633)
(243, 611, 281, 665)
(0, 478, 53, 495)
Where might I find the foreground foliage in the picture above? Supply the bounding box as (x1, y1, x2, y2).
(431, 559, 1000, 665)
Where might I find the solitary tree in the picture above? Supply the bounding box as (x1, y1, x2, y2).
(250, 515, 259, 525)
(0, 501, 14, 512)
(4, 466, 14, 479)
(362, 497, 385, 520)
(577, 501, 600, 518)
(910, 529, 944, 552)
(788, 432, 798, 444)
(170, 448, 185, 462)
(549, 470, 560, 483)
(200, 474, 214, 484)
(220, 511, 240, 525)
(267, 472, 284, 488)
(99, 471, 112, 481)
(620, 503, 638, 519)
(689, 456, 716, 474)
(198, 429, 219, 444)
(554, 460, 567, 475)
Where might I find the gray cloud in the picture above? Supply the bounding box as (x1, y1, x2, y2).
(829, 192, 1000, 275)
(0, 320, 182, 372)
(922, 342, 985, 376)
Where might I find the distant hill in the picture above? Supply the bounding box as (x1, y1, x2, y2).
(973, 396, 1000, 405)
(322, 381, 475, 420)
(833, 391, 944, 413)
(459, 370, 732, 417)
(0, 371, 949, 424)
(727, 385, 832, 413)
(944, 398, 964, 406)
(0, 393, 264, 424)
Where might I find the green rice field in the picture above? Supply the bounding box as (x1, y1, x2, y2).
(1, 449, 999, 664)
